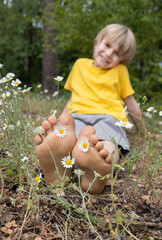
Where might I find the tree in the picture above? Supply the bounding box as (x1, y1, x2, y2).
(42, 0, 59, 94)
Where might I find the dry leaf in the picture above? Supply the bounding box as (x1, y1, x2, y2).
(1, 227, 13, 234)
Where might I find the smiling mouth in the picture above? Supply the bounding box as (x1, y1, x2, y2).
(100, 55, 110, 64)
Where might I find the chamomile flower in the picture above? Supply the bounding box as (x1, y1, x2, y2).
(122, 106, 128, 115)
(44, 89, 48, 93)
(54, 76, 64, 81)
(22, 87, 32, 93)
(0, 77, 7, 83)
(54, 188, 65, 197)
(93, 171, 102, 178)
(16, 185, 24, 193)
(78, 139, 90, 152)
(52, 109, 57, 115)
(0, 131, 4, 137)
(35, 173, 43, 183)
(3, 124, 8, 130)
(8, 124, 15, 130)
(61, 155, 75, 168)
(6, 73, 15, 80)
(128, 211, 142, 220)
(114, 164, 125, 171)
(74, 168, 86, 176)
(17, 120, 21, 126)
(34, 126, 44, 135)
(0, 100, 2, 105)
(55, 126, 67, 138)
(0, 63, 3, 68)
(52, 91, 59, 97)
(143, 112, 152, 118)
(147, 106, 154, 112)
(159, 111, 162, 116)
(115, 121, 134, 129)
(37, 84, 42, 88)
(11, 79, 21, 87)
(21, 156, 29, 162)
(9, 197, 16, 207)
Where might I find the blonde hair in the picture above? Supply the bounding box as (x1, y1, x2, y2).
(94, 24, 136, 65)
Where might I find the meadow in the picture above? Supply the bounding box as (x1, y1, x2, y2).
(0, 69, 162, 240)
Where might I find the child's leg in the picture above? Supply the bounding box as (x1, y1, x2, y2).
(72, 126, 119, 194)
(34, 113, 77, 185)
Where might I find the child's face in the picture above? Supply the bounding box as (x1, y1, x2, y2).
(93, 39, 121, 69)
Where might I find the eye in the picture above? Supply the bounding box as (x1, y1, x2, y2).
(105, 43, 110, 48)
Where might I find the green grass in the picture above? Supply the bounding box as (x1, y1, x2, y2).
(0, 77, 162, 239)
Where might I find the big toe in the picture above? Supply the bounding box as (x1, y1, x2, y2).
(78, 126, 96, 139)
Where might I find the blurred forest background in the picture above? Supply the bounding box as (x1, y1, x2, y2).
(0, 0, 161, 103)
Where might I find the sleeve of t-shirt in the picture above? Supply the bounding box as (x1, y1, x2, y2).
(64, 60, 79, 91)
(119, 64, 135, 99)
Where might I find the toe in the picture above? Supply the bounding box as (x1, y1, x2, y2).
(48, 115, 58, 126)
(34, 135, 43, 145)
(78, 126, 96, 139)
(99, 149, 109, 159)
(89, 135, 99, 146)
(95, 141, 104, 151)
(59, 113, 75, 128)
(42, 120, 53, 134)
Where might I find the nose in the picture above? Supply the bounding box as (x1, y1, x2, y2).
(105, 48, 113, 57)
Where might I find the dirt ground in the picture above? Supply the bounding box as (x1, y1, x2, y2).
(0, 135, 162, 240)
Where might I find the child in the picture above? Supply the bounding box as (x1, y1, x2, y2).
(34, 24, 146, 194)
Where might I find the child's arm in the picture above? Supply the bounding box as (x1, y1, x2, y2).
(62, 98, 71, 114)
(124, 95, 147, 136)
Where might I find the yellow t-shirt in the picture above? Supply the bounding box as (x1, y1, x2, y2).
(64, 58, 134, 122)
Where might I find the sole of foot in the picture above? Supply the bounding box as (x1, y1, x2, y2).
(34, 113, 76, 185)
(72, 126, 111, 194)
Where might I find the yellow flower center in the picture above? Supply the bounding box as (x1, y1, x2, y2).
(35, 176, 40, 182)
(59, 129, 64, 134)
(82, 142, 88, 148)
(122, 123, 127, 126)
(66, 159, 72, 165)
(57, 189, 62, 195)
(15, 82, 19, 85)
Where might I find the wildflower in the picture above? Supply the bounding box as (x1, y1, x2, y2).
(6, 91, 11, 97)
(0, 77, 7, 83)
(54, 76, 64, 82)
(128, 211, 142, 220)
(37, 84, 42, 88)
(22, 87, 32, 93)
(44, 89, 48, 93)
(17, 120, 21, 126)
(3, 124, 8, 130)
(61, 155, 75, 168)
(35, 173, 43, 183)
(54, 188, 65, 197)
(143, 112, 152, 118)
(159, 111, 162, 116)
(16, 185, 24, 193)
(34, 126, 44, 135)
(74, 168, 86, 176)
(122, 106, 128, 115)
(115, 121, 134, 129)
(11, 79, 21, 87)
(0, 100, 2, 105)
(55, 126, 67, 138)
(0, 63, 3, 68)
(6, 151, 13, 157)
(6, 73, 15, 80)
(9, 197, 16, 207)
(93, 171, 102, 178)
(52, 109, 57, 115)
(114, 164, 125, 171)
(147, 106, 154, 112)
(78, 139, 90, 152)
(21, 156, 29, 162)
(159, 121, 162, 125)
(0, 131, 4, 137)
(52, 91, 59, 97)
(8, 124, 15, 130)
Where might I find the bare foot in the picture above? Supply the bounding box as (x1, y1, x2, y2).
(34, 113, 76, 185)
(72, 126, 111, 194)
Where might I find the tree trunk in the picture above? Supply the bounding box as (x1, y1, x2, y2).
(42, 0, 58, 95)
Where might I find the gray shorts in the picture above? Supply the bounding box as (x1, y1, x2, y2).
(71, 113, 130, 158)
